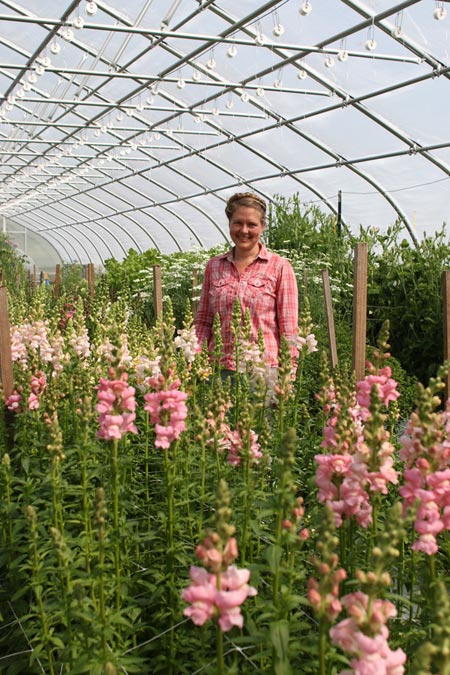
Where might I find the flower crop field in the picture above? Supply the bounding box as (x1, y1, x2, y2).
(1, 202, 450, 675)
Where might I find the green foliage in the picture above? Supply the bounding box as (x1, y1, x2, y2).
(366, 224, 450, 383)
(0, 232, 27, 287)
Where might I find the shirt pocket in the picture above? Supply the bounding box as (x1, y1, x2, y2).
(210, 277, 235, 311)
(246, 277, 276, 313)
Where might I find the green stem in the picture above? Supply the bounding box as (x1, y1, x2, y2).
(198, 439, 206, 539)
(98, 525, 108, 662)
(240, 449, 252, 565)
(216, 571, 225, 675)
(112, 438, 121, 610)
(30, 516, 56, 675)
(318, 617, 327, 675)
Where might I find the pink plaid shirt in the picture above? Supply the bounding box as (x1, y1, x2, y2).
(194, 244, 298, 369)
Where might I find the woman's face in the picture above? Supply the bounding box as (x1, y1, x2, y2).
(229, 206, 265, 254)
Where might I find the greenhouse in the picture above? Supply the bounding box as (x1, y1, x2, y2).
(1, 2, 450, 674)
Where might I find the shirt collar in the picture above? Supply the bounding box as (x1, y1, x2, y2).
(220, 242, 270, 262)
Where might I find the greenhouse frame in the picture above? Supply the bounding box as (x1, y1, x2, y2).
(0, 0, 449, 266)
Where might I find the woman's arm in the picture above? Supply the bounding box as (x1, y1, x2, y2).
(194, 261, 214, 349)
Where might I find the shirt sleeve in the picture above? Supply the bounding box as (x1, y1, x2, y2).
(276, 259, 299, 358)
(194, 260, 214, 349)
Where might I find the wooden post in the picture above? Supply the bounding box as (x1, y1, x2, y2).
(321, 269, 338, 370)
(54, 264, 61, 298)
(191, 269, 199, 316)
(153, 265, 163, 320)
(87, 262, 95, 299)
(352, 242, 368, 382)
(0, 286, 14, 401)
(33, 265, 37, 287)
(442, 270, 450, 400)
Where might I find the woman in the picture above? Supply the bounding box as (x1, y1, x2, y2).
(194, 192, 298, 371)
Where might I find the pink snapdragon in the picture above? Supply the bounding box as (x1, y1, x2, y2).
(330, 592, 407, 675)
(226, 428, 262, 467)
(6, 390, 22, 413)
(182, 564, 257, 632)
(143, 376, 188, 449)
(356, 366, 400, 411)
(399, 399, 450, 554)
(28, 371, 47, 410)
(182, 529, 256, 632)
(96, 369, 138, 441)
(11, 320, 54, 368)
(315, 363, 400, 528)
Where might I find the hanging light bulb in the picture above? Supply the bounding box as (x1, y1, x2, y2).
(63, 28, 74, 42)
(116, 110, 124, 121)
(35, 64, 45, 76)
(226, 98, 233, 109)
(136, 101, 144, 112)
(23, 81, 31, 91)
(337, 50, 348, 62)
(50, 41, 60, 55)
(299, 1, 312, 16)
(297, 69, 307, 80)
(434, 6, 447, 19)
(212, 107, 219, 116)
(256, 86, 264, 97)
(227, 45, 237, 58)
(192, 69, 201, 81)
(240, 91, 249, 102)
(365, 38, 377, 51)
(206, 57, 216, 69)
(255, 32, 265, 46)
(272, 23, 285, 37)
(324, 55, 334, 68)
(392, 26, 403, 37)
(177, 78, 186, 89)
(73, 15, 85, 29)
(41, 55, 51, 68)
(85, 2, 98, 16)
(16, 88, 25, 98)
(146, 95, 154, 106)
(273, 79, 282, 88)
(7, 95, 15, 105)
(28, 72, 37, 84)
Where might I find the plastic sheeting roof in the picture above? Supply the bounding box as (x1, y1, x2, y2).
(0, 0, 449, 265)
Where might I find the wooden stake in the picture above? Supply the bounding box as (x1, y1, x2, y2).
(87, 262, 95, 299)
(0, 286, 14, 400)
(153, 265, 163, 320)
(352, 242, 368, 382)
(191, 269, 199, 316)
(442, 270, 450, 400)
(321, 269, 338, 370)
(32, 265, 37, 287)
(54, 264, 61, 298)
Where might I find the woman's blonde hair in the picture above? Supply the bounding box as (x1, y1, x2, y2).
(225, 192, 267, 222)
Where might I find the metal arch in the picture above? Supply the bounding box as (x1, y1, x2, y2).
(12, 192, 121, 262)
(44, 189, 144, 256)
(0, 0, 380, 229)
(102, 1, 420, 237)
(116, 173, 231, 246)
(15, 213, 83, 263)
(17, 202, 107, 263)
(0, 0, 447, 257)
(5, 215, 67, 263)
(201, 2, 423, 239)
(96, 179, 216, 250)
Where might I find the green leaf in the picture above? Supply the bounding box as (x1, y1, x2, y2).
(266, 544, 283, 574)
(270, 619, 290, 661)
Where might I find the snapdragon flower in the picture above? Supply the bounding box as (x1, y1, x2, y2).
(144, 377, 188, 449)
(96, 370, 138, 441)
